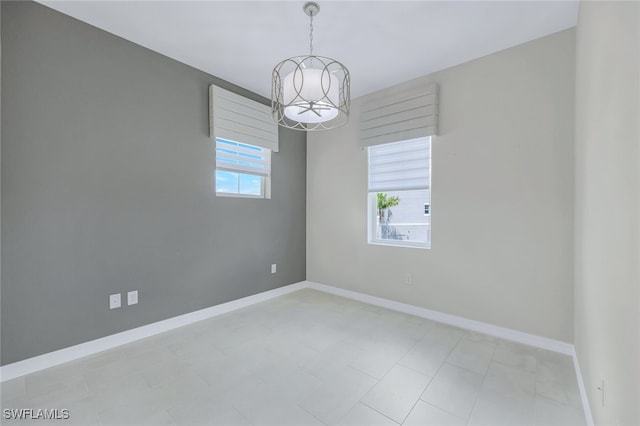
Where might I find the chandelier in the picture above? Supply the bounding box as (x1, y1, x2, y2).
(272, 2, 350, 131)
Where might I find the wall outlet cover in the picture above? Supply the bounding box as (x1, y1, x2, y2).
(109, 294, 121, 310)
(127, 290, 138, 306)
(404, 273, 413, 285)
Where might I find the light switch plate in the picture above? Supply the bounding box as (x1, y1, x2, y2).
(127, 290, 138, 306)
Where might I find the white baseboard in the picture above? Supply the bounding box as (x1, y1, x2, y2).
(0, 277, 594, 426)
(0, 282, 307, 382)
(572, 353, 595, 426)
(304, 281, 574, 354)
(303, 280, 593, 426)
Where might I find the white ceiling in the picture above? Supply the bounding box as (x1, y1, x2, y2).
(38, 1, 579, 100)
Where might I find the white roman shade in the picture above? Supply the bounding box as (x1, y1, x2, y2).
(210, 85, 279, 152)
(368, 138, 430, 192)
(360, 82, 438, 148)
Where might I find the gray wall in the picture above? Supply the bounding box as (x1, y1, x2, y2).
(1, 1, 306, 365)
(307, 29, 575, 342)
(574, 2, 639, 424)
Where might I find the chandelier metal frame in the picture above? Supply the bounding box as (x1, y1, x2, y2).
(272, 2, 350, 131)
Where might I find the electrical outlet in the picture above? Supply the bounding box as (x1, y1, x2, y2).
(271, 264, 277, 274)
(109, 293, 121, 310)
(127, 290, 138, 306)
(404, 273, 413, 286)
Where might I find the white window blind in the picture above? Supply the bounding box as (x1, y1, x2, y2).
(210, 85, 279, 152)
(360, 82, 438, 148)
(216, 138, 271, 177)
(368, 138, 431, 192)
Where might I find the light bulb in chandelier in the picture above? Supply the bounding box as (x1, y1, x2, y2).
(283, 65, 339, 123)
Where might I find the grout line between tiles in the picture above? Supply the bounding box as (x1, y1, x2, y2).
(357, 400, 403, 425)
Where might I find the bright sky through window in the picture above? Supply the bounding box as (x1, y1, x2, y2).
(215, 138, 270, 198)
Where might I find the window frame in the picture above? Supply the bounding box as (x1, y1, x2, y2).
(214, 173, 269, 199)
(214, 138, 272, 199)
(367, 137, 432, 250)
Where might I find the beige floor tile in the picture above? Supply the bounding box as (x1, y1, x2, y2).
(361, 364, 431, 424)
(492, 340, 537, 373)
(299, 365, 378, 425)
(447, 335, 497, 375)
(1, 377, 26, 404)
(1, 289, 585, 426)
(399, 338, 453, 377)
(533, 395, 586, 426)
(404, 400, 467, 426)
(420, 362, 484, 420)
(468, 362, 536, 426)
(336, 402, 399, 426)
(535, 349, 581, 407)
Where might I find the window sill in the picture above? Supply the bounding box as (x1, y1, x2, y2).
(368, 240, 431, 250)
(215, 192, 268, 200)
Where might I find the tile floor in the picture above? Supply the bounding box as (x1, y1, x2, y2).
(1, 289, 586, 425)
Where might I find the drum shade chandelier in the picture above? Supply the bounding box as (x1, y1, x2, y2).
(272, 2, 350, 131)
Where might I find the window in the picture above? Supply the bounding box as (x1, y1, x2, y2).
(368, 137, 431, 249)
(209, 84, 278, 199)
(215, 138, 271, 198)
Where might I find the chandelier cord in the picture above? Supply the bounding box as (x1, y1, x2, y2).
(309, 11, 314, 57)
